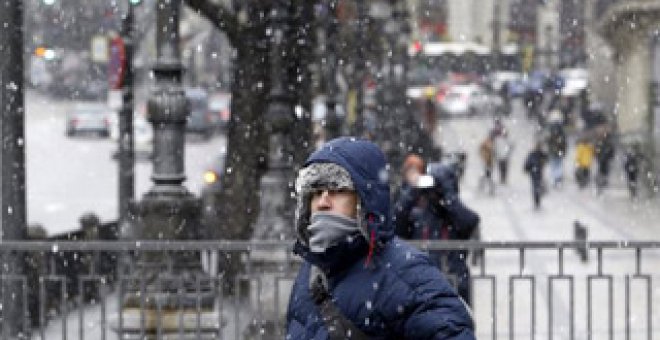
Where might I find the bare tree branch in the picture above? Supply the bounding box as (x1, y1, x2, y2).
(184, 0, 240, 45)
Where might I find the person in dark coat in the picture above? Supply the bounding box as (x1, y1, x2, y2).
(286, 137, 475, 339)
(594, 126, 615, 192)
(500, 81, 512, 116)
(624, 142, 643, 199)
(524, 142, 548, 209)
(546, 122, 567, 187)
(393, 162, 480, 306)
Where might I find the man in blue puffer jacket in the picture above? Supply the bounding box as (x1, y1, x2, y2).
(286, 137, 475, 339)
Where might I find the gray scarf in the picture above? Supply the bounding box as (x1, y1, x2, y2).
(307, 212, 361, 253)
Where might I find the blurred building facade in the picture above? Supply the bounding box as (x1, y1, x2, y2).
(408, 0, 510, 50)
(559, 0, 587, 67)
(536, 0, 560, 70)
(592, 0, 660, 187)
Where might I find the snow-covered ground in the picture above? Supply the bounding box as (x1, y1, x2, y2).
(30, 99, 660, 339)
(436, 100, 660, 339)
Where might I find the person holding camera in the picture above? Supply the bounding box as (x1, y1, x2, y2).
(393, 161, 480, 306)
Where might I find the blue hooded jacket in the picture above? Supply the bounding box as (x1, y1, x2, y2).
(287, 137, 475, 339)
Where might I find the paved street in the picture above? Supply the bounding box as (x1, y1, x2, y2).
(25, 90, 226, 236)
(435, 100, 660, 338)
(437, 99, 659, 242)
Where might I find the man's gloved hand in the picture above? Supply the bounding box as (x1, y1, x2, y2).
(427, 163, 458, 200)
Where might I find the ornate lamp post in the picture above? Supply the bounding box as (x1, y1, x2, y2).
(353, 0, 368, 136)
(321, 0, 342, 139)
(265, 0, 295, 135)
(255, 0, 297, 241)
(118, 0, 217, 337)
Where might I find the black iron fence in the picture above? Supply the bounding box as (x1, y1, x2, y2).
(0, 240, 658, 339)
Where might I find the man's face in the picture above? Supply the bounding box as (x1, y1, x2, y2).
(404, 167, 421, 186)
(310, 189, 358, 219)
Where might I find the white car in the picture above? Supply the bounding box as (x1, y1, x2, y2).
(208, 92, 231, 129)
(109, 108, 153, 160)
(440, 85, 503, 116)
(489, 71, 522, 93)
(559, 68, 588, 97)
(66, 103, 113, 137)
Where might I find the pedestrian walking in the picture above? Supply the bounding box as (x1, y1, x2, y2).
(423, 89, 437, 135)
(478, 134, 496, 194)
(393, 162, 480, 305)
(574, 138, 594, 189)
(523, 86, 543, 119)
(624, 142, 643, 199)
(287, 137, 475, 339)
(524, 142, 548, 209)
(546, 122, 567, 187)
(500, 81, 512, 116)
(492, 125, 513, 185)
(594, 126, 615, 193)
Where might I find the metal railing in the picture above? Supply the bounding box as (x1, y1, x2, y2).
(0, 240, 658, 339)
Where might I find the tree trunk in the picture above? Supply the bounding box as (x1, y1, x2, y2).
(208, 3, 271, 241)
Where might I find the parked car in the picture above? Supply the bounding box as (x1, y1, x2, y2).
(108, 119, 154, 161)
(488, 71, 522, 93)
(108, 103, 153, 160)
(185, 88, 214, 139)
(208, 92, 231, 130)
(66, 103, 112, 137)
(439, 85, 503, 116)
(559, 68, 588, 97)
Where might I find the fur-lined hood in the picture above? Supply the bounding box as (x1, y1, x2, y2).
(293, 137, 393, 273)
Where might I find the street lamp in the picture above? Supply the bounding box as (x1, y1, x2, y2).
(265, 0, 295, 133)
(352, 0, 368, 137)
(118, 0, 217, 336)
(321, 0, 342, 139)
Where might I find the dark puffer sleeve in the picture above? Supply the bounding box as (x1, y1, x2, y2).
(392, 185, 419, 239)
(389, 249, 476, 339)
(441, 197, 480, 240)
(286, 263, 317, 339)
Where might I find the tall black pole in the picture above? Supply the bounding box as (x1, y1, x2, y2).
(382, 0, 405, 166)
(353, 0, 368, 136)
(493, 1, 501, 70)
(119, 2, 135, 224)
(322, 0, 341, 139)
(266, 0, 294, 134)
(0, 0, 26, 336)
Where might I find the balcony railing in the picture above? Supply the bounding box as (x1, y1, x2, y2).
(0, 240, 658, 339)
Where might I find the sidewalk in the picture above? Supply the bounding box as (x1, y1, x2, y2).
(432, 101, 660, 339)
(433, 100, 660, 243)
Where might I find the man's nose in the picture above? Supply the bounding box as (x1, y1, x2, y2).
(316, 191, 332, 210)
